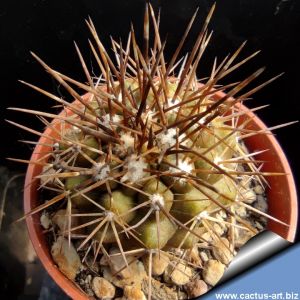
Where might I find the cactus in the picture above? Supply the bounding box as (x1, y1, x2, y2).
(8, 3, 294, 299)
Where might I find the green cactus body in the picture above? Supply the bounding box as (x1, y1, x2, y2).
(138, 179, 174, 213)
(192, 118, 235, 152)
(93, 225, 120, 244)
(76, 135, 99, 166)
(167, 226, 205, 249)
(58, 127, 83, 151)
(194, 149, 236, 184)
(65, 175, 97, 209)
(171, 187, 211, 222)
(136, 215, 177, 249)
(100, 190, 136, 223)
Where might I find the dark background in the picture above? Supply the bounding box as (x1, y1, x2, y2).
(0, 0, 299, 298)
(1, 0, 299, 179)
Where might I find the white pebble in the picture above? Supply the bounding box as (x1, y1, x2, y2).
(40, 211, 51, 229)
(92, 277, 115, 300)
(200, 251, 209, 262)
(165, 262, 193, 285)
(51, 237, 81, 280)
(212, 238, 233, 265)
(254, 185, 264, 194)
(203, 260, 225, 286)
(124, 286, 146, 300)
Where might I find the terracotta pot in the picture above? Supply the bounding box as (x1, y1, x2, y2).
(24, 91, 298, 299)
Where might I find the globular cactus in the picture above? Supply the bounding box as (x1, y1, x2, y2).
(9, 3, 293, 299)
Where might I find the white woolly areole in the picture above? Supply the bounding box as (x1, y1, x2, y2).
(100, 114, 121, 128)
(196, 210, 209, 221)
(157, 129, 189, 151)
(94, 162, 111, 181)
(121, 155, 147, 183)
(149, 193, 165, 210)
(169, 157, 194, 183)
(120, 132, 135, 149)
(166, 98, 181, 112)
(177, 159, 194, 174)
(105, 210, 115, 221)
(157, 128, 177, 149)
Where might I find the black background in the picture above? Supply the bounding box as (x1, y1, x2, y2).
(0, 0, 299, 232)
